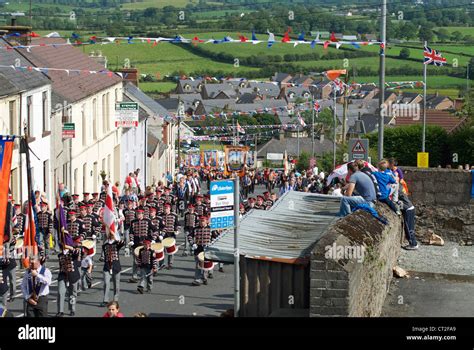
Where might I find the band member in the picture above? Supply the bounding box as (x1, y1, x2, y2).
(56, 237, 81, 317)
(93, 194, 104, 215)
(37, 203, 53, 255)
(148, 208, 162, 242)
(20, 257, 52, 317)
(65, 211, 85, 239)
(136, 240, 158, 294)
(79, 205, 99, 240)
(188, 216, 213, 286)
(161, 203, 179, 269)
(263, 192, 274, 210)
(1, 223, 16, 305)
(122, 200, 136, 246)
(194, 195, 208, 217)
(79, 246, 93, 292)
(254, 196, 266, 210)
(102, 232, 125, 306)
(91, 193, 99, 204)
(138, 196, 150, 220)
(128, 210, 157, 282)
(69, 194, 81, 212)
(162, 187, 176, 212)
(83, 192, 91, 204)
(13, 204, 25, 236)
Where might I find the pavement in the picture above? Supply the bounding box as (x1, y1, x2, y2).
(382, 242, 474, 317)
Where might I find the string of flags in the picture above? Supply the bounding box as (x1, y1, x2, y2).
(0, 64, 118, 77)
(1, 30, 383, 51)
(181, 129, 280, 141)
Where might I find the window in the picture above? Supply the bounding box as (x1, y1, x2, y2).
(42, 91, 48, 133)
(9, 100, 17, 135)
(106, 92, 110, 132)
(83, 163, 87, 193)
(92, 98, 97, 140)
(102, 94, 107, 134)
(43, 160, 50, 195)
(81, 104, 87, 146)
(107, 154, 111, 181)
(27, 96, 33, 135)
(74, 168, 78, 195)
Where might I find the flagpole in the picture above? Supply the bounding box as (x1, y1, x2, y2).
(311, 95, 315, 158)
(422, 40, 427, 153)
(333, 84, 337, 170)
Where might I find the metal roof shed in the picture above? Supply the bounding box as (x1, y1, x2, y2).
(205, 192, 341, 317)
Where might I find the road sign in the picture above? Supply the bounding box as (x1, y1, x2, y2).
(417, 152, 429, 168)
(115, 102, 139, 127)
(210, 180, 235, 230)
(267, 153, 283, 161)
(349, 138, 369, 161)
(62, 123, 75, 139)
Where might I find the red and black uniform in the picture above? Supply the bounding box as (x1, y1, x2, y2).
(149, 215, 162, 242)
(66, 219, 85, 239)
(137, 247, 158, 270)
(184, 212, 198, 235)
(129, 218, 157, 246)
(161, 213, 179, 239)
(188, 224, 213, 255)
(37, 211, 53, 244)
(57, 248, 81, 284)
(195, 203, 208, 217)
(122, 208, 136, 231)
(80, 214, 100, 239)
(138, 205, 150, 220)
(102, 240, 125, 273)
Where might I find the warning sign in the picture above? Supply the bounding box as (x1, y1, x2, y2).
(349, 139, 369, 161)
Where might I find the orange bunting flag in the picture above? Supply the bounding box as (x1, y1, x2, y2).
(326, 69, 347, 81)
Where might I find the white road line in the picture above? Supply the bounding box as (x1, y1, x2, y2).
(14, 267, 133, 317)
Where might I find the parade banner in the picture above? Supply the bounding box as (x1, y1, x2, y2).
(224, 146, 249, 177)
(0, 136, 14, 254)
(202, 150, 217, 167)
(217, 151, 225, 168)
(187, 153, 201, 168)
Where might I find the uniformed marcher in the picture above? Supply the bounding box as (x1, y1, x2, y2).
(13, 204, 25, 236)
(188, 215, 214, 286)
(69, 194, 81, 212)
(37, 203, 53, 255)
(101, 231, 125, 307)
(184, 204, 198, 255)
(65, 211, 85, 239)
(79, 205, 99, 240)
(194, 195, 208, 217)
(161, 203, 179, 269)
(122, 200, 136, 247)
(136, 239, 158, 294)
(128, 209, 157, 282)
(148, 208, 162, 242)
(56, 237, 81, 317)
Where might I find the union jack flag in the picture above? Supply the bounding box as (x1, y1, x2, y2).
(423, 46, 446, 66)
(313, 100, 321, 112)
(297, 112, 307, 127)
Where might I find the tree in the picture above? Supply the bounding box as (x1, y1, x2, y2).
(296, 151, 310, 172)
(436, 28, 450, 42)
(450, 30, 463, 42)
(419, 26, 434, 43)
(399, 47, 411, 59)
(401, 22, 418, 41)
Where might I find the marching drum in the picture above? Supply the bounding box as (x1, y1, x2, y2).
(197, 252, 215, 271)
(82, 239, 95, 256)
(162, 237, 178, 255)
(134, 245, 143, 257)
(151, 243, 164, 262)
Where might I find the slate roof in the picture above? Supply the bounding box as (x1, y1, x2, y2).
(257, 137, 333, 158)
(18, 37, 121, 107)
(0, 73, 20, 97)
(0, 38, 51, 92)
(394, 110, 466, 133)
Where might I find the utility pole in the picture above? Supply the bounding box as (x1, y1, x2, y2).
(333, 85, 337, 170)
(311, 95, 315, 158)
(422, 40, 427, 153)
(378, 0, 387, 161)
(177, 116, 181, 172)
(342, 73, 350, 144)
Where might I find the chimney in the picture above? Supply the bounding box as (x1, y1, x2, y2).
(0, 19, 32, 45)
(117, 67, 139, 87)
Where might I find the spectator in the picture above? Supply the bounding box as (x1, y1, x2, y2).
(103, 301, 124, 318)
(398, 188, 418, 250)
(372, 160, 400, 215)
(338, 162, 377, 217)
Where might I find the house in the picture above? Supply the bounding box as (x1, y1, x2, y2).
(200, 83, 237, 100)
(426, 93, 454, 110)
(312, 79, 333, 100)
(247, 82, 280, 98)
(19, 36, 123, 196)
(177, 79, 204, 94)
(278, 86, 312, 103)
(0, 38, 53, 203)
(347, 114, 395, 136)
(288, 74, 313, 87)
(256, 131, 333, 161)
(237, 92, 264, 104)
(271, 72, 293, 84)
(122, 83, 175, 186)
(393, 110, 467, 133)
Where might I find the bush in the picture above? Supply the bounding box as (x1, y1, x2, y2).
(399, 48, 411, 59)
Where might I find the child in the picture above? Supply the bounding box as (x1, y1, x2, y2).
(103, 301, 124, 318)
(80, 246, 93, 292)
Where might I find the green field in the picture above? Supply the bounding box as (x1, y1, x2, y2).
(84, 42, 258, 75)
(435, 27, 474, 36)
(140, 81, 177, 93)
(120, 0, 223, 10)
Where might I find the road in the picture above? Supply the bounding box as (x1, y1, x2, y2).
(4, 184, 270, 318)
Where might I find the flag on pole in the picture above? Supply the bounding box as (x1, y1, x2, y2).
(297, 112, 307, 127)
(236, 121, 245, 134)
(313, 100, 321, 112)
(104, 184, 119, 240)
(0, 136, 14, 255)
(423, 46, 446, 66)
(22, 192, 38, 266)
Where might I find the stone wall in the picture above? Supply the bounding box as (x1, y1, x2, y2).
(403, 167, 473, 244)
(310, 204, 402, 317)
